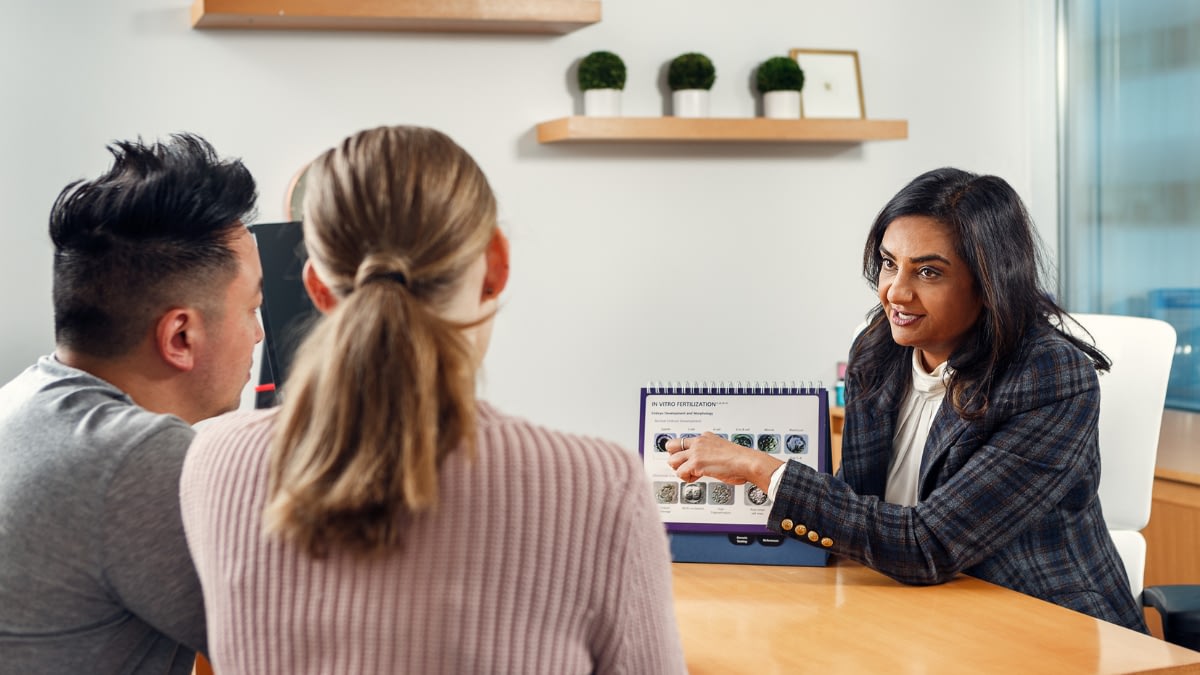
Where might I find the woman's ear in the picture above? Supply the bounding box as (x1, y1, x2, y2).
(482, 229, 510, 300)
(302, 260, 339, 314)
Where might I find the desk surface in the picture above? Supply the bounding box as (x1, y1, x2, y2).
(673, 560, 1200, 674)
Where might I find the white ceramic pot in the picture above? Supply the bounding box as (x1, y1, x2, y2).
(763, 90, 801, 119)
(583, 88, 622, 117)
(672, 89, 710, 118)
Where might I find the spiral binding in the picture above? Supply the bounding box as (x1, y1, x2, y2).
(646, 380, 825, 395)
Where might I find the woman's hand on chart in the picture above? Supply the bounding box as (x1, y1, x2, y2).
(665, 432, 783, 491)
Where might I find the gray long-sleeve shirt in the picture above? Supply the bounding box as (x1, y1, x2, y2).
(0, 356, 205, 674)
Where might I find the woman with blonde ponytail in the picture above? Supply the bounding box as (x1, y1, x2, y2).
(178, 126, 685, 675)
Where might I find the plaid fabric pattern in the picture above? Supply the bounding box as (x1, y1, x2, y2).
(768, 325, 1148, 632)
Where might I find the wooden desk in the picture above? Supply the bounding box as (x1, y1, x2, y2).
(1142, 410, 1200, 638)
(673, 560, 1200, 674)
(1146, 455, 1200, 591)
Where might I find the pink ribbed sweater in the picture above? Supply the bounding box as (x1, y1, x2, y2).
(180, 402, 685, 675)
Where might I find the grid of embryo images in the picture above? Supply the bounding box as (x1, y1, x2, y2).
(652, 431, 809, 508)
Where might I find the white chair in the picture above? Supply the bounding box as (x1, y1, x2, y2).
(1065, 313, 1176, 600)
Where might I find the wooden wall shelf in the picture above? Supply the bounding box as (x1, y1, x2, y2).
(536, 116, 909, 144)
(191, 0, 602, 34)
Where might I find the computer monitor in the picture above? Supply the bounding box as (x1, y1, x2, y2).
(249, 221, 317, 408)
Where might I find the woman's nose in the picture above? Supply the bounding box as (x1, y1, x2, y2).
(886, 276, 913, 303)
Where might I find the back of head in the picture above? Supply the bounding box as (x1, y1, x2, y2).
(268, 125, 497, 557)
(852, 167, 1103, 417)
(50, 133, 258, 358)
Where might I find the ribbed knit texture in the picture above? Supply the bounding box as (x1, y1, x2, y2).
(180, 402, 685, 675)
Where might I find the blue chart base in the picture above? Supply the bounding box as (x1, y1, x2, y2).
(669, 532, 830, 566)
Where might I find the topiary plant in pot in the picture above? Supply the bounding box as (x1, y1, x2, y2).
(755, 56, 804, 119)
(578, 50, 626, 117)
(667, 52, 716, 117)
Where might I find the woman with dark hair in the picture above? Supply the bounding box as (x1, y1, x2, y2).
(666, 167, 1147, 632)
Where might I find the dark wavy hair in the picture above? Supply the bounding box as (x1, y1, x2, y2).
(50, 133, 257, 358)
(849, 167, 1109, 419)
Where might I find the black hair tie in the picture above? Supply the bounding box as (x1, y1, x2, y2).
(362, 271, 408, 288)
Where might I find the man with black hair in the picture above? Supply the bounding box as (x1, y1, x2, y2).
(0, 133, 262, 674)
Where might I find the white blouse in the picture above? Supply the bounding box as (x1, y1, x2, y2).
(883, 351, 949, 506)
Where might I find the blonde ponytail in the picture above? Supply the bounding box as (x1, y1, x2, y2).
(264, 126, 496, 557)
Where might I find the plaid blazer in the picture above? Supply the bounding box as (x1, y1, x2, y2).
(768, 324, 1148, 632)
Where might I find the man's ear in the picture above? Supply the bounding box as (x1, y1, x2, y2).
(482, 229, 510, 300)
(155, 308, 200, 373)
(303, 260, 338, 314)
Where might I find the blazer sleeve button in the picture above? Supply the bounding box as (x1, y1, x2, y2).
(781, 518, 794, 531)
(794, 524, 807, 536)
(821, 537, 834, 548)
(807, 531, 820, 543)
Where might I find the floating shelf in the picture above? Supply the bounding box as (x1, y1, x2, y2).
(536, 116, 909, 144)
(191, 0, 602, 34)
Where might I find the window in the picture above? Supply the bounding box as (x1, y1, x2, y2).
(1059, 0, 1200, 410)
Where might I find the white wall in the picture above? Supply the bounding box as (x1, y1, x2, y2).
(0, 0, 1056, 449)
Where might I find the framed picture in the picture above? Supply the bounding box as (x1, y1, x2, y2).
(789, 48, 865, 119)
